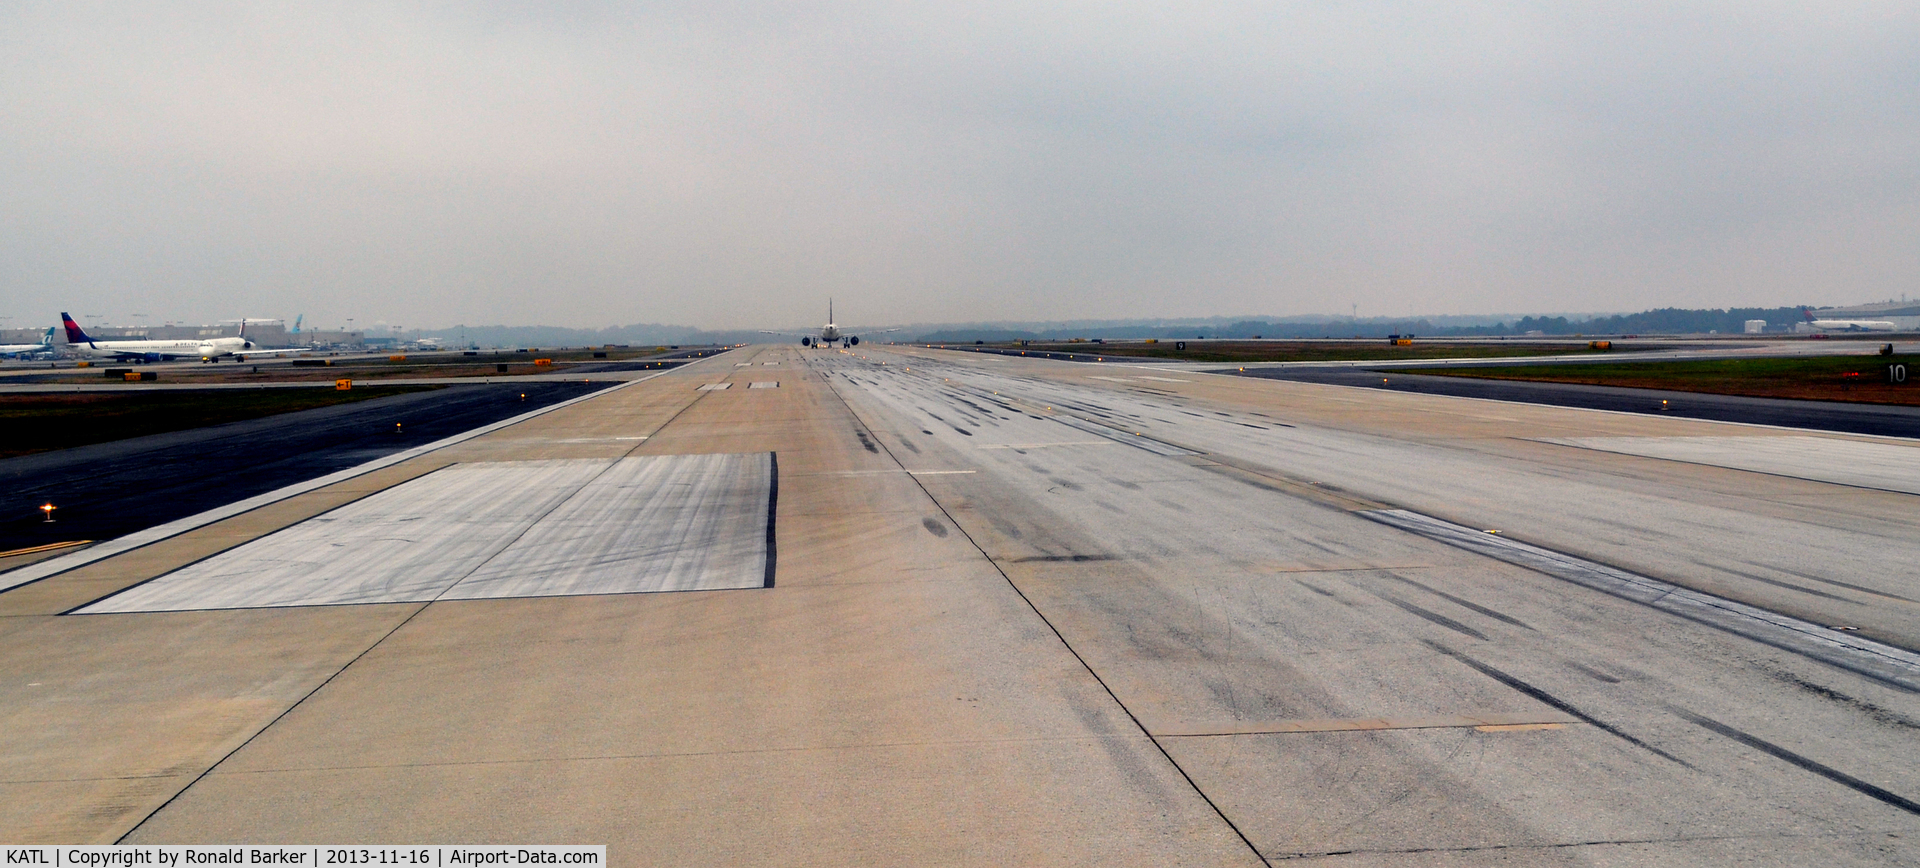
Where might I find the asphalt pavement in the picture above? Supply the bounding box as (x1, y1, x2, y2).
(0, 382, 612, 554)
(1236, 366, 1920, 439)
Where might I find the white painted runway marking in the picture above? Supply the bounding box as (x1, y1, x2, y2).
(1538, 435, 1920, 496)
(698, 383, 733, 391)
(798, 469, 978, 476)
(734, 363, 752, 366)
(79, 454, 775, 613)
(978, 441, 1115, 450)
(1365, 508, 1920, 691)
(750, 381, 779, 389)
(1086, 376, 1132, 382)
(1135, 376, 1190, 383)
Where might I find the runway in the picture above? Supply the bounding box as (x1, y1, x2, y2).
(4, 344, 1918, 864)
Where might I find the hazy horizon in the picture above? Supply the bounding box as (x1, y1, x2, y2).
(6, 4, 1917, 331)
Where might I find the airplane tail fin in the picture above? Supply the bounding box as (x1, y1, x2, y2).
(61, 312, 93, 344)
(40, 326, 54, 346)
(1803, 308, 1816, 322)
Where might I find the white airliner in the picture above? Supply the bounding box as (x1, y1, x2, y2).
(1803, 308, 1897, 332)
(61, 312, 273, 362)
(763, 300, 895, 348)
(0, 327, 56, 357)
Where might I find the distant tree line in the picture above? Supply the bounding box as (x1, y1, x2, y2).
(1438, 307, 1813, 336)
(424, 305, 1820, 348)
(917, 307, 1817, 342)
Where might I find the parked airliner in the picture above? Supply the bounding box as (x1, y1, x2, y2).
(62, 313, 266, 362)
(0, 327, 55, 357)
(1803, 308, 1897, 332)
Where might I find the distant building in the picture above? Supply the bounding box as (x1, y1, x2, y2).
(0, 327, 50, 344)
(298, 330, 365, 348)
(1744, 319, 1767, 334)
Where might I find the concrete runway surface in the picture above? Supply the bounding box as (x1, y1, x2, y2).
(3, 345, 1918, 865)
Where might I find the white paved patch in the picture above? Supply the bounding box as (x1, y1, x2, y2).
(698, 382, 733, 391)
(750, 381, 779, 389)
(79, 454, 774, 613)
(446, 453, 772, 599)
(1538, 435, 1920, 496)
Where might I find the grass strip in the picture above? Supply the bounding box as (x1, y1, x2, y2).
(1410, 355, 1920, 405)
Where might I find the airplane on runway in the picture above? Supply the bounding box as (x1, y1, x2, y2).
(764, 300, 897, 348)
(61, 312, 274, 362)
(1803, 308, 1897, 332)
(0, 327, 56, 358)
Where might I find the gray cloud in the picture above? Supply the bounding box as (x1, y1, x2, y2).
(3, 1, 1916, 330)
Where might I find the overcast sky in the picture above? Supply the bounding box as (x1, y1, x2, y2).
(3, 2, 1917, 331)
